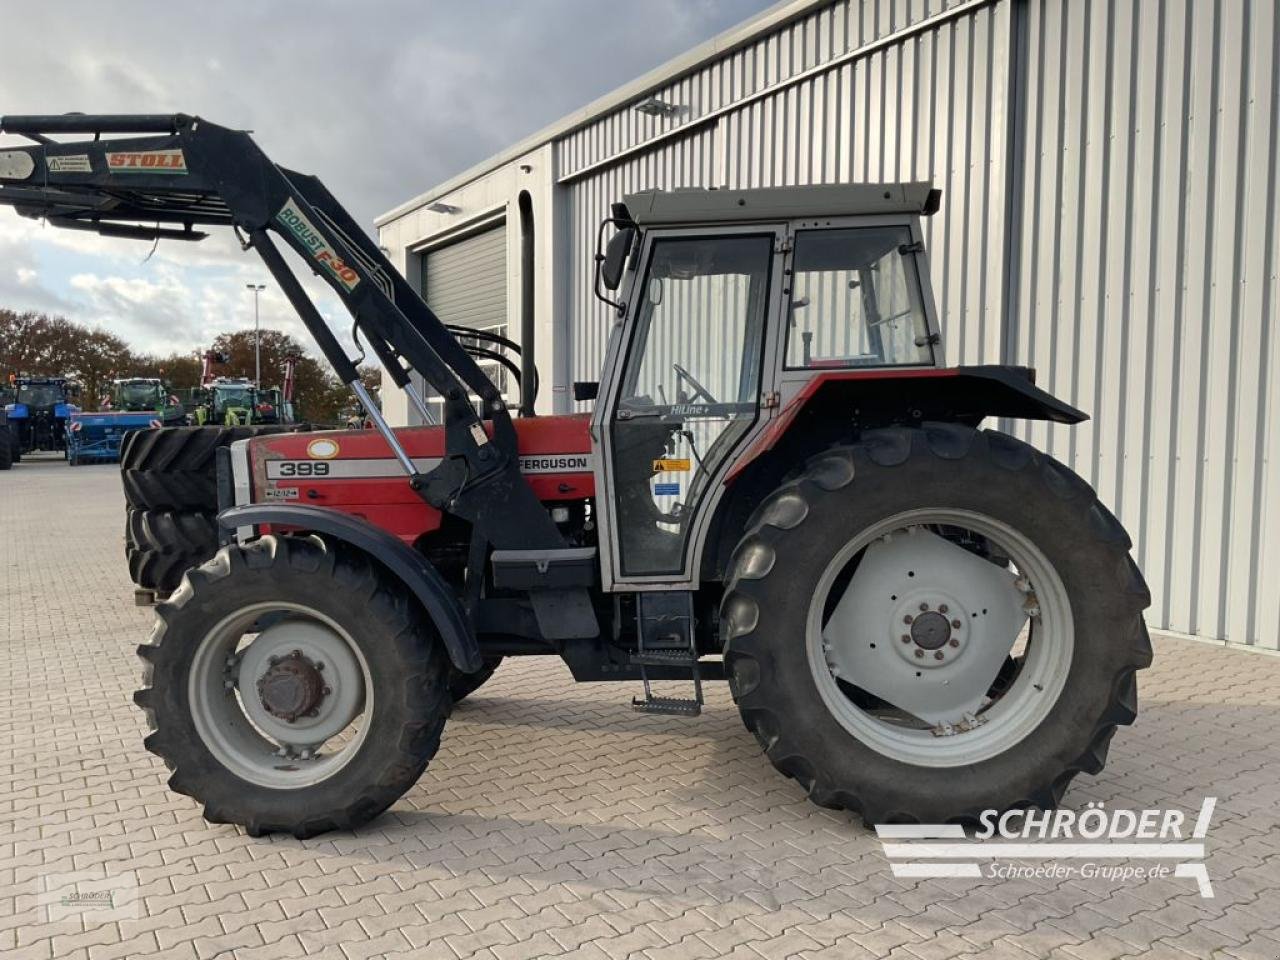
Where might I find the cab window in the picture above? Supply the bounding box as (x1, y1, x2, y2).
(785, 226, 935, 368)
(612, 233, 774, 576)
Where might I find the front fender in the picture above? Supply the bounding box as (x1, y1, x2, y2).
(217, 503, 481, 673)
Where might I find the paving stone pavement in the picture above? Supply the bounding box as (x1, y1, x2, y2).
(2, 456, 1279, 960)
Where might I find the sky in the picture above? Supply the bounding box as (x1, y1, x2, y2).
(0, 0, 770, 360)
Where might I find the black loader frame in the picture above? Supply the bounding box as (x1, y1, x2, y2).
(0, 114, 561, 553)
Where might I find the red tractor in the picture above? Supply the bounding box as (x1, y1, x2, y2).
(0, 115, 1150, 837)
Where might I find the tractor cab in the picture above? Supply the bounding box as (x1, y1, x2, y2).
(109, 378, 185, 424)
(193, 377, 257, 426)
(591, 184, 944, 586)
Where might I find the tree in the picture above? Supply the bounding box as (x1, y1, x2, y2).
(130, 353, 204, 393)
(0, 309, 134, 409)
(0, 308, 379, 421)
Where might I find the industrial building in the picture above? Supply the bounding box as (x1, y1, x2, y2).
(377, 0, 1279, 651)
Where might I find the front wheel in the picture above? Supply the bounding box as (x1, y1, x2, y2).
(720, 425, 1152, 823)
(135, 535, 451, 837)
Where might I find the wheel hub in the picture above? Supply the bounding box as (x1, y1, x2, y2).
(256, 651, 328, 722)
(890, 590, 970, 669)
(909, 610, 951, 649)
(233, 617, 367, 753)
(823, 527, 1028, 724)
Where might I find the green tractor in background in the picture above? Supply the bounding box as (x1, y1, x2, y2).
(105, 378, 186, 425)
(189, 352, 299, 426)
(192, 376, 257, 426)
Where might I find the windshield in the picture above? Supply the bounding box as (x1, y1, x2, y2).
(217, 387, 253, 407)
(118, 383, 160, 408)
(16, 383, 61, 407)
(785, 225, 936, 368)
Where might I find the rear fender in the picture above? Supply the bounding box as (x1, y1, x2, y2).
(734, 365, 1084, 478)
(217, 503, 481, 673)
(702, 366, 1086, 581)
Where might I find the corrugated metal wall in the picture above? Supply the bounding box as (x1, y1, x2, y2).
(1010, 0, 1280, 649)
(565, 127, 719, 386)
(561, 0, 996, 387)
(550, 0, 1279, 648)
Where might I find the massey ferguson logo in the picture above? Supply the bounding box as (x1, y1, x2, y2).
(518, 454, 591, 474)
(105, 149, 187, 173)
(275, 199, 361, 290)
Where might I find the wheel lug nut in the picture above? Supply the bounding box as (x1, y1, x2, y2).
(321, 686, 331, 696)
(952, 619, 962, 629)
(901, 634, 912, 644)
(315, 662, 324, 671)
(949, 638, 960, 648)
(291, 649, 302, 658)
(919, 603, 929, 612)
(903, 615, 914, 624)
(269, 656, 280, 666)
(939, 604, 948, 614)
(934, 651, 945, 661)
(914, 649, 924, 659)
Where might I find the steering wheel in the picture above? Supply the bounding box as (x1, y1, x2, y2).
(672, 362, 717, 404)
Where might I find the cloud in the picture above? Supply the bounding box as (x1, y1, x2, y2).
(0, 0, 770, 364)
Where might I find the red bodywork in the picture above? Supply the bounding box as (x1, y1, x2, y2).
(246, 414, 594, 544)
(729, 368, 960, 479)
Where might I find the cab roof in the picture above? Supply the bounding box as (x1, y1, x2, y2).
(622, 182, 939, 226)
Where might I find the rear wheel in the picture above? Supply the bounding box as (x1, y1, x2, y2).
(135, 535, 451, 837)
(720, 425, 1151, 823)
(0, 428, 11, 470)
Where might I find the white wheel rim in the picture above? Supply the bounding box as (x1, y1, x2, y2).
(188, 601, 374, 789)
(806, 508, 1074, 768)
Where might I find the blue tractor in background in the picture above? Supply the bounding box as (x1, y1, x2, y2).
(4, 377, 80, 459)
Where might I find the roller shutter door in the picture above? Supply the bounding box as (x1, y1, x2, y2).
(422, 222, 507, 330)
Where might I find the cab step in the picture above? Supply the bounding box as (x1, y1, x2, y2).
(631, 592, 703, 718)
(629, 650, 697, 667)
(631, 695, 701, 716)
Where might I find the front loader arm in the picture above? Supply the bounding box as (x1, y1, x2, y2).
(0, 113, 562, 549)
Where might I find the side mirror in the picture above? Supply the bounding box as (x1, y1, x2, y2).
(600, 227, 634, 291)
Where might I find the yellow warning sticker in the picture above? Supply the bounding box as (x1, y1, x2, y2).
(652, 458, 691, 473)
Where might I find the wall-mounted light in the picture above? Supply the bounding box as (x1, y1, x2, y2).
(634, 96, 685, 119)
(427, 201, 460, 214)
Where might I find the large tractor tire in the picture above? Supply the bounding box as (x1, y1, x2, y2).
(126, 509, 220, 594)
(121, 469, 218, 512)
(135, 535, 452, 837)
(0, 427, 11, 470)
(447, 657, 503, 703)
(121, 425, 299, 511)
(720, 424, 1151, 824)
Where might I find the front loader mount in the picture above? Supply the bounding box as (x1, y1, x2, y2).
(0, 113, 562, 550)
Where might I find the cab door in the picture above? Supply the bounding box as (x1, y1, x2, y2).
(594, 225, 784, 588)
